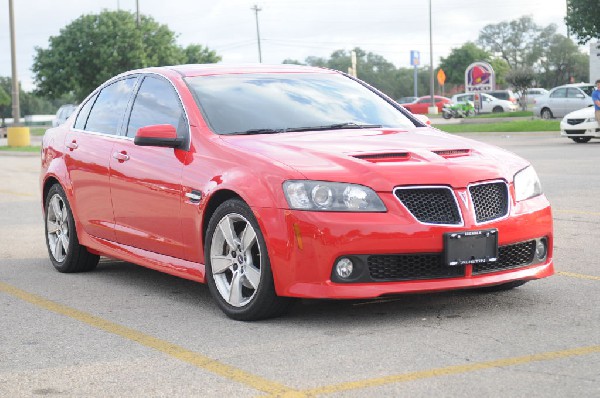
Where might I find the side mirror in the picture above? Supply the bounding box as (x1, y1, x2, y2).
(134, 124, 184, 148)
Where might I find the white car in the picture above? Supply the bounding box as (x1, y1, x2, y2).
(559, 106, 600, 143)
(450, 92, 518, 113)
(52, 104, 78, 127)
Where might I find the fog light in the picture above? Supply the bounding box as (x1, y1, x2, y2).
(535, 238, 547, 260)
(335, 258, 354, 279)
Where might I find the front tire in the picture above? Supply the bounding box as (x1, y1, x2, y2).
(571, 137, 591, 143)
(205, 199, 293, 320)
(492, 106, 503, 113)
(45, 184, 99, 273)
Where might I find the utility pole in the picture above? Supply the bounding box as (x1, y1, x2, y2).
(136, 0, 140, 27)
(8, 0, 20, 125)
(427, 0, 437, 114)
(251, 5, 262, 63)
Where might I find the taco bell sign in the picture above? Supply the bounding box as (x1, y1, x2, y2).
(465, 62, 495, 92)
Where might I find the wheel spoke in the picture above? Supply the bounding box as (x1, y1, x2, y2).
(60, 234, 69, 254)
(47, 220, 60, 234)
(51, 196, 62, 220)
(218, 216, 238, 249)
(228, 271, 243, 306)
(240, 223, 257, 253)
(53, 235, 63, 260)
(211, 255, 233, 274)
(244, 264, 261, 290)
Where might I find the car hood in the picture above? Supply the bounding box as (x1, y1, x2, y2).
(220, 127, 528, 191)
(563, 106, 594, 120)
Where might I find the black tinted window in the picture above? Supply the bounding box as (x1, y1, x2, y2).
(74, 94, 98, 130)
(186, 73, 414, 135)
(126, 76, 188, 138)
(85, 78, 136, 135)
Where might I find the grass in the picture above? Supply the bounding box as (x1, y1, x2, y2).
(433, 119, 560, 133)
(472, 110, 533, 118)
(0, 145, 41, 153)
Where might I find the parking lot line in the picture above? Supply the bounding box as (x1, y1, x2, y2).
(0, 281, 301, 397)
(557, 271, 600, 281)
(0, 189, 36, 198)
(298, 345, 600, 397)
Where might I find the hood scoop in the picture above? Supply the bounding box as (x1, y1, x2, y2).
(353, 152, 410, 163)
(433, 149, 472, 158)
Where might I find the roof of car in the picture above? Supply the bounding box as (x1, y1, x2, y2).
(123, 64, 336, 78)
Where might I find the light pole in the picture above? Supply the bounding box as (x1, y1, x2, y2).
(8, 0, 20, 125)
(428, 0, 437, 114)
(251, 5, 262, 63)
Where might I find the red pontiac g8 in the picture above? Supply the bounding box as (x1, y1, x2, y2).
(41, 65, 553, 320)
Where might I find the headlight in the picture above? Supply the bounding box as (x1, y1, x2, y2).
(584, 117, 596, 123)
(514, 166, 542, 201)
(283, 180, 386, 212)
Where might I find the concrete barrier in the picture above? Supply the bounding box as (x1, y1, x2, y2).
(7, 127, 31, 147)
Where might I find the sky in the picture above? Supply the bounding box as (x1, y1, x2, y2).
(0, 0, 572, 92)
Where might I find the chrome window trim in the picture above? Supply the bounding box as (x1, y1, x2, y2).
(392, 185, 464, 227)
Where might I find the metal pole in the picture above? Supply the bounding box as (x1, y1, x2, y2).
(428, 0, 436, 114)
(136, 0, 140, 26)
(8, 0, 20, 125)
(251, 5, 262, 63)
(413, 66, 418, 97)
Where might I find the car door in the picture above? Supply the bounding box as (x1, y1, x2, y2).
(64, 77, 137, 241)
(565, 88, 590, 115)
(547, 87, 568, 117)
(109, 75, 190, 258)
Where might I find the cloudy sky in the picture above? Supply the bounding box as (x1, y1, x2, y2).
(1, 0, 570, 92)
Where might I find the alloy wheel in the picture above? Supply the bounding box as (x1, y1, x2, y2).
(210, 213, 262, 307)
(46, 193, 70, 262)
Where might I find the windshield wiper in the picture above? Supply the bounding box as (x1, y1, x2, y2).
(228, 128, 285, 135)
(285, 122, 382, 132)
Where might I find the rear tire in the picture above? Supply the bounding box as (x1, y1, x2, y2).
(475, 280, 528, 292)
(205, 199, 293, 321)
(44, 184, 99, 273)
(571, 137, 591, 143)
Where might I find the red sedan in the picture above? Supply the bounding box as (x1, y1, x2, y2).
(41, 65, 553, 320)
(401, 95, 451, 114)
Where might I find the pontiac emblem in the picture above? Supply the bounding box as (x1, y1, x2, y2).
(458, 191, 469, 207)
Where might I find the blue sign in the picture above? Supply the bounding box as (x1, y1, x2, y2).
(410, 50, 420, 67)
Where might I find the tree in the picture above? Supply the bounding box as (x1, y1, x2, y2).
(32, 10, 220, 101)
(505, 67, 536, 109)
(439, 43, 491, 86)
(566, 0, 600, 44)
(0, 84, 10, 126)
(477, 16, 557, 69)
(537, 34, 589, 87)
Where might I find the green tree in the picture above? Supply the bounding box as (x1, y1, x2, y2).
(566, 0, 600, 44)
(477, 16, 557, 69)
(537, 34, 589, 87)
(32, 10, 220, 101)
(0, 84, 10, 126)
(182, 44, 221, 64)
(439, 43, 491, 86)
(505, 67, 536, 109)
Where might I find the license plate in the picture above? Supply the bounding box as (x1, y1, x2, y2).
(444, 229, 498, 266)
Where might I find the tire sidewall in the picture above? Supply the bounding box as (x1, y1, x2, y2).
(204, 199, 276, 319)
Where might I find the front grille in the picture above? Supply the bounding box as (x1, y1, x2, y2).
(365, 240, 538, 282)
(367, 254, 464, 281)
(473, 240, 536, 274)
(394, 187, 461, 225)
(564, 129, 586, 135)
(469, 182, 509, 223)
(567, 118, 585, 125)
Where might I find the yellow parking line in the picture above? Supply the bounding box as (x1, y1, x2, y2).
(557, 271, 600, 281)
(0, 189, 36, 198)
(0, 281, 300, 397)
(298, 345, 600, 396)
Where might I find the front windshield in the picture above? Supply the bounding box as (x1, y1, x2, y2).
(185, 72, 416, 135)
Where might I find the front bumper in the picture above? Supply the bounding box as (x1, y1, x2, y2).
(255, 192, 553, 299)
(560, 121, 600, 138)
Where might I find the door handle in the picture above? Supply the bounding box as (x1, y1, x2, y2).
(112, 151, 130, 162)
(66, 141, 78, 150)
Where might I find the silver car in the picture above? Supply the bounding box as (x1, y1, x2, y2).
(534, 83, 594, 119)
